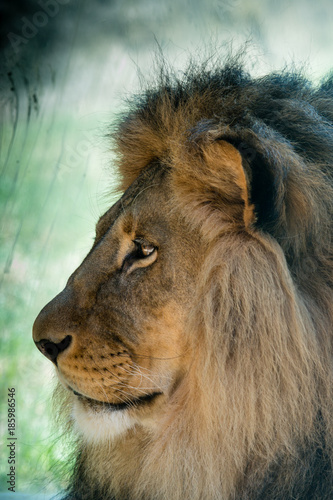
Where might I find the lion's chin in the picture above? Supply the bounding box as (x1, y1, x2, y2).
(72, 396, 138, 442)
(71, 391, 163, 442)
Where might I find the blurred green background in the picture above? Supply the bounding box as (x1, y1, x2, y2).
(1, 0, 333, 496)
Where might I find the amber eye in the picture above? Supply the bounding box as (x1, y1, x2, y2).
(134, 239, 156, 258)
(141, 243, 155, 257)
(122, 239, 157, 273)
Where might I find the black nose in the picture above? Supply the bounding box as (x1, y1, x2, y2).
(35, 335, 72, 364)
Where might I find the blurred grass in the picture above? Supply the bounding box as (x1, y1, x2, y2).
(0, 85, 111, 494)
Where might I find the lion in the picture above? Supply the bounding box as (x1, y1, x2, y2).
(33, 58, 333, 499)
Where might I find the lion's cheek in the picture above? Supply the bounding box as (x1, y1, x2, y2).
(72, 398, 137, 442)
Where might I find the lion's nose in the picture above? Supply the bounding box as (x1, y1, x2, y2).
(35, 336, 72, 364)
(33, 287, 76, 364)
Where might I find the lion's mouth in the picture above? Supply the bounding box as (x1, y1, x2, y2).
(71, 388, 162, 412)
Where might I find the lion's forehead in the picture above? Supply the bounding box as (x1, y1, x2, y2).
(96, 165, 172, 243)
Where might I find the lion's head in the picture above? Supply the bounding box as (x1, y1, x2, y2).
(33, 59, 333, 499)
(34, 163, 201, 441)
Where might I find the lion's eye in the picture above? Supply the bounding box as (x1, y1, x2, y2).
(121, 238, 157, 273)
(134, 239, 156, 258)
(141, 243, 155, 257)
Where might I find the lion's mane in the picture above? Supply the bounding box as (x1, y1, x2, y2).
(64, 58, 333, 499)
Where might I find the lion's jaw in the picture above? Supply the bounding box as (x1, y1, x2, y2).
(72, 398, 138, 441)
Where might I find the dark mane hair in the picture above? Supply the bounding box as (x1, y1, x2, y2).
(115, 55, 333, 287)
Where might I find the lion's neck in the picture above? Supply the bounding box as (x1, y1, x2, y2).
(69, 417, 332, 500)
(73, 422, 239, 500)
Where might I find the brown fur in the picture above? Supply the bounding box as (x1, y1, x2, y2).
(33, 59, 333, 499)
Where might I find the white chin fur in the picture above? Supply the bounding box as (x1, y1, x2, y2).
(72, 398, 137, 443)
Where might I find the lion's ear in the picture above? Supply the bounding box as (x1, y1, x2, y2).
(201, 140, 255, 228)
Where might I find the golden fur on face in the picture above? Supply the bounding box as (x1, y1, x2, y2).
(34, 166, 199, 438)
(33, 58, 333, 499)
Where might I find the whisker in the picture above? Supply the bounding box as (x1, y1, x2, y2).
(134, 353, 185, 361)
(115, 365, 171, 392)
